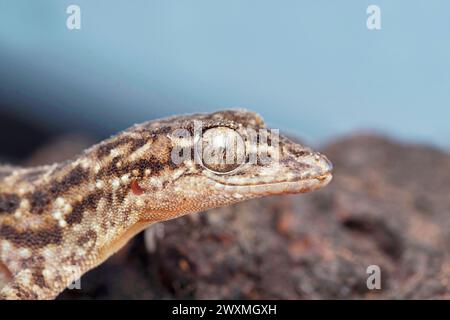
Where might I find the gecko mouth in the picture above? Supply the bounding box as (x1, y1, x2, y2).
(202, 143, 333, 195)
(212, 172, 333, 195)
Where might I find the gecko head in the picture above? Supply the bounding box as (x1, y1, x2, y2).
(194, 110, 333, 199)
(133, 109, 332, 221)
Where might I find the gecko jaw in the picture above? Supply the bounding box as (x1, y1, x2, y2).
(206, 148, 333, 196)
(215, 171, 332, 196)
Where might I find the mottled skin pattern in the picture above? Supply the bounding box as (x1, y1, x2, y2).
(0, 109, 332, 299)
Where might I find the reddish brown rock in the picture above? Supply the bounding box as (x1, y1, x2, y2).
(60, 134, 450, 299)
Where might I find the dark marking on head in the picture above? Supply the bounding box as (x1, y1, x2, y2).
(25, 165, 89, 215)
(100, 208, 109, 232)
(161, 180, 171, 189)
(183, 122, 195, 135)
(32, 269, 48, 289)
(96, 156, 122, 179)
(49, 165, 89, 196)
(130, 157, 165, 177)
(96, 156, 166, 180)
(0, 224, 62, 248)
(97, 135, 151, 159)
(66, 191, 102, 225)
(0, 193, 20, 214)
(28, 191, 51, 215)
(20, 254, 44, 269)
(97, 136, 135, 158)
(104, 191, 114, 207)
(290, 149, 309, 157)
(128, 138, 148, 154)
(77, 229, 97, 246)
(154, 126, 172, 135)
(116, 186, 128, 204)
(284, 143, 310, 158)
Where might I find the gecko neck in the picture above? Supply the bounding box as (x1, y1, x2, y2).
(0, 146, 153, 298)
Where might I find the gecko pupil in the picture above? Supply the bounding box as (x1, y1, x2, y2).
(201, 127, 245, 173)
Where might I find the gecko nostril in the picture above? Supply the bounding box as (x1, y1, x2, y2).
(323, 156, 333, 173)
(313, 154, 333, 175)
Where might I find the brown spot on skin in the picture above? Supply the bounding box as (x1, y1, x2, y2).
(66, 191, 102, 225)
(28, 190, 51, 215)
(116, 186, 128, 204)
(0, 193, 20, 214)
(20, 254, 45, 269)
(77, 230, 97, 246)
(32, 269, 48, 288)
(0, 225, 62, 248)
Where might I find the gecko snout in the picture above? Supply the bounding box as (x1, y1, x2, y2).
(315, 153, 333, 175)
(304, 152, 333, 184)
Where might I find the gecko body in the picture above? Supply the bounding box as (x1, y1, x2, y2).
(0, 109, 332, 299)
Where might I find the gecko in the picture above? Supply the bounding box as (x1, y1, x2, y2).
(0, 109, 332, 299)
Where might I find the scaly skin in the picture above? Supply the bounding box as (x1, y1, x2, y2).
(0, 109, 332, 299)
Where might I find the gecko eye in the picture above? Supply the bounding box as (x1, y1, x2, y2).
(200, 127, 246, 173)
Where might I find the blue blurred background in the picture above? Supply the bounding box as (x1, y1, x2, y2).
(0, 0, 449, 160)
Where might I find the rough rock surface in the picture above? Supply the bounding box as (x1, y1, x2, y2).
(57, 134, 450, 299)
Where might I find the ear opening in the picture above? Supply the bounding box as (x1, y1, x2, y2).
(0, 261, 13, 289)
